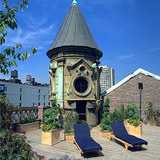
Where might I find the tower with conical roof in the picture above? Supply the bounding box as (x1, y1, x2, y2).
(47, 0, 103, 125)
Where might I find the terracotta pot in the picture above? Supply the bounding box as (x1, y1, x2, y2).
(41, 129, 60, 146)
(99, 130, 113, 138)
(64, 133, 74, 141)
(16, 121, 39, 133)
(129, 124, 142, 137)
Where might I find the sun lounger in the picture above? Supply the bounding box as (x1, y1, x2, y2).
(73, 124, 102, 156)
(110, 122, 148, 150)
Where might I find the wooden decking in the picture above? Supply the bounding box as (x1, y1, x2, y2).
(26, 124, 160, 160)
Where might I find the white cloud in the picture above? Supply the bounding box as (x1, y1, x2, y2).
(3, 23, 56, 48)
(37, 46, 44, 50)
(117, 54, 134, 60)
(107, 54, 134, 62)
(23, 16, 47, 29)
(149, 48, 160, 52)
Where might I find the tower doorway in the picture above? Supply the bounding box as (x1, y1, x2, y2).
(76, 101, 87, 121)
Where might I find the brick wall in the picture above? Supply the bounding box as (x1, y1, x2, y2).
(104, 73, 160, 119)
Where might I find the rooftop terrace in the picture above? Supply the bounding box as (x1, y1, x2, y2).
(26, 124, 160, 160)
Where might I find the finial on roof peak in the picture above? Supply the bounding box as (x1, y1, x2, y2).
(72, 0, 78, 5)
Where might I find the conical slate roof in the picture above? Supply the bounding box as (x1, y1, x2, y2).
(47, 0, 102, 57)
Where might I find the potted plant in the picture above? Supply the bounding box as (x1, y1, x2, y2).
(63, 111, 78, 141)
(16, 116, 39, 133)
(40, 99, 61, 146)
(127, 119, 142, 137)
(99, 98, 113, 138)
(126, 104, 142, 137)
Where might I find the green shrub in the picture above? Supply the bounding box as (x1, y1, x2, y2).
(0, 96, 14, 130)
(110, 104, 127, 122)
(63, 111, 79, 134)
(100, 98, 112, 131)
(110, 108, 126, 122)
(0, 96, 44, 160)
(19, 116, 36, 124)
(28, 116, 36, 123)
(40, 99, 61, 131)
(19, 117, 29, 124)
(126, 103, 139, 120)
(19, 119, 25, 124)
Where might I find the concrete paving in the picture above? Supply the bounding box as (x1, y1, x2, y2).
(26, 124, 160, 160)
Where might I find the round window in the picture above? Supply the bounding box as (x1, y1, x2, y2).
(74, 77, 88, 93)
(79, 66, 85, 71)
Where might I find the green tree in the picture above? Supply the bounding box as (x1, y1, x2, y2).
(100, 98, 112, 131)
(0, 0, 37, 75)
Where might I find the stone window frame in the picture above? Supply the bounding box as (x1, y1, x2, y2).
(72, 76, 92, 97)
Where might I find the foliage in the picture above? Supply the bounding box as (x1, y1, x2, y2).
(110, 107, 126, 122)
(63, 111, 79, 134)
(77, 120, 93, 131)
(127, 119, 142, 126)
(148, 101, 153, 112)
(0, 96, 45, 160)
(0, 0, 37, 75)
(28, 116, 36, 123)
(0, 96, 14, 130)
(19, 116, 36, 124)
(40, 99, 61, 131)
(100, 98, 112, 131)
(126, 103, 139, 120)
(0, 130, 45, 160)
(121, 104, 124, 113)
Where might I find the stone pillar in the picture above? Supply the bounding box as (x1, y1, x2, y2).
(38, 106, 50, 123)
(86, 107, 98, 126)
(86, 102, 98, 126)
(57, 60, 64, 108)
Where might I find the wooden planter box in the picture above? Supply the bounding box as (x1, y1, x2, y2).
(99, 130, 113, 138)
(129, 124, 142, 137)
(16, 121, 39, 133)
(41, 129, 60, 146)
(64, 133, 74, 141)
(124, 120, 129, 126)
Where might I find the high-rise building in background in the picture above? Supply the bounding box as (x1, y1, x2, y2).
(100, 65, 115, 93)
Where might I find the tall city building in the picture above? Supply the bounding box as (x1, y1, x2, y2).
(100, 65, 115, 93)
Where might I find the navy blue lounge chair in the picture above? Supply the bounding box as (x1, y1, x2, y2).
(73, 124, 102, 156)
(110, 122, 148, 150)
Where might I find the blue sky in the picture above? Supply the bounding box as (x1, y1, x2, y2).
(1, 0, 160, 84)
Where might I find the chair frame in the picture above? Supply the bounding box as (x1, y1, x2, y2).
(109, 132, 147, 150)
(73, 137, 99, 156)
